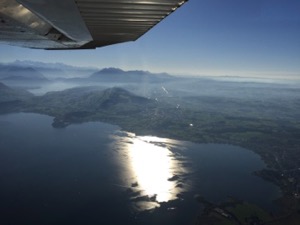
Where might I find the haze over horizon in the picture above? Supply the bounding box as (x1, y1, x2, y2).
(0, 0, 299, 79)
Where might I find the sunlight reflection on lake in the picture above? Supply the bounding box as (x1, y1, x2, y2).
(130, 137, 174, 202)
(112, 132, 188, 211)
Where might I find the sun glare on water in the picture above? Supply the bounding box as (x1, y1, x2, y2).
(129, 137, 175, 202)
(112, 133, 187, 210)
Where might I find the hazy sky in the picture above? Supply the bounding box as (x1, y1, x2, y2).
(0, 0, 299, 78)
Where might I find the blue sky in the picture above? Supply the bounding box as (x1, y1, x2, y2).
(0, 0, 299, 78)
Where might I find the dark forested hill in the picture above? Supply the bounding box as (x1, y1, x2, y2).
(0, 82, 33, 113)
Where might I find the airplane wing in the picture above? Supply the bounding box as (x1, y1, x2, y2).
(0, 0, 187, 49)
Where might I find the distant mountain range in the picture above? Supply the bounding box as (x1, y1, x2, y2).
(1, 60, 98, 79)
(88, 67, 174, 83)
(10, 60, 98, 71)
(0, 65, 48, 82)
(0, 61, 175, 83)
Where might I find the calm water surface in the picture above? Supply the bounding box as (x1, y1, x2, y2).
(0, 113, 280, 225)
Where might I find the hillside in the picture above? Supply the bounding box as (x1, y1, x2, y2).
(27, 86, 157, 127)
(0, 82, 33, 113)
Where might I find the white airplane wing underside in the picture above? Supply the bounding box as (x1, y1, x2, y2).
(0, 0, 187, 49)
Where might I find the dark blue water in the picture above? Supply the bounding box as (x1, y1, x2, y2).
(0, 113, 280, 225)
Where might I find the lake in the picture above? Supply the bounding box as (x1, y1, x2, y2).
(0, 113, 280, 225)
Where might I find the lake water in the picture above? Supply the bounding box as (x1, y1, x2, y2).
(0, 113, 280, 225)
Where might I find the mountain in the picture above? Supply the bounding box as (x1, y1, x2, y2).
(89, 87, 153, 108)
(0, 82, 33, 113)
(11, 60, 98, 71)
(89, 67, 174, 83)
(0, 65, 48, 82)
(0, 82, 34, 101)
(34, 86, 154, 113)
(8, 60, 98, 79)
(1, 61, 175, 81)
(28, 86, 156, 127)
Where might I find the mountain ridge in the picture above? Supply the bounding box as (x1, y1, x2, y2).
(1, 61, 174, 81)
(89, 67, 173, 83)
(0, 82, 33, 113)
(0, 66, 48, 82)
